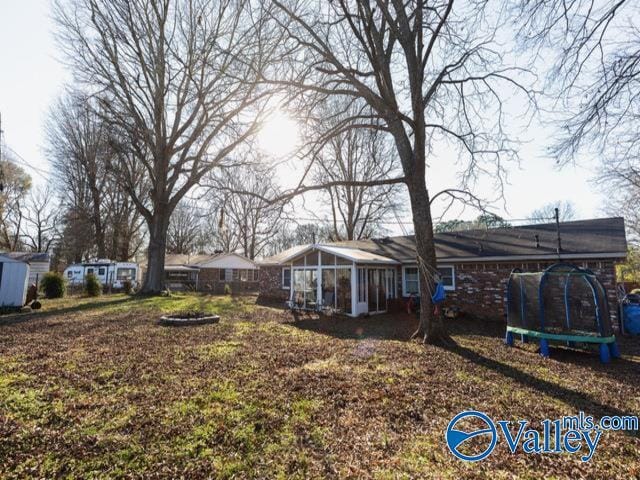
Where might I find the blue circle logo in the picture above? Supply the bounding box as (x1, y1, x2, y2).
(446, 411, 497, 462)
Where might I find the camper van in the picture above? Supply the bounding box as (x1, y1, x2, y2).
(64, 260, 139, 289)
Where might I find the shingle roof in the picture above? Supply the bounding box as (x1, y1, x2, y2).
(164, 253, 221, 266)
(259, 217, 627, 265)
(0, 252, 51, 263)
(258, 245, 310, 266)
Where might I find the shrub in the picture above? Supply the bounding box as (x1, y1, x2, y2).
(122, 280, 133, 295)
(40, 272, 66, 299)
(85, 273, 102, 297)
(224, 284, 232, 295)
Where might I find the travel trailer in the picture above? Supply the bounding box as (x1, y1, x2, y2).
(64, 260, 139, 289)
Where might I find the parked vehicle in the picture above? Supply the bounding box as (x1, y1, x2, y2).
(63, 260, 139, 290)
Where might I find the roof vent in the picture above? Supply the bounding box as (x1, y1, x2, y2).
(476, 241, 483, 253)
(534, 234, 540, 248)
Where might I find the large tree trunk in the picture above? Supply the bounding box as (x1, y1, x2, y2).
(407, 176, 445, 344)
(89, 185, 106, 259)
(141, 210, 170, 294)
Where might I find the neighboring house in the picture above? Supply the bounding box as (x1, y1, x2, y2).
(1, 252, 50, 286)
(258, 217, 627, 319)
(159, 253, 260, 293)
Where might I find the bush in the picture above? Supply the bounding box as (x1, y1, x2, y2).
(122, 280, 133, 295)
(85, 273, 102, 297)
(40, 272, 66, 299)
(224, 284, 232, 295)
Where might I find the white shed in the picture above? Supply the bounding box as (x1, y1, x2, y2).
(0, 255, 29, 307)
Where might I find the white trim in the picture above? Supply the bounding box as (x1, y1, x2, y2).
(402, 264, 456, 296)
(402, 265, 420, 297)
(437, 265, 456, 291)
(267, 243, 399, 265)
(197, 252, 259, 269)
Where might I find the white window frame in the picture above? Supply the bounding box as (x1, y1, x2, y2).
(437, 265, 456, 291)
(402, 264, 455, 296)
(224, 268, 233, 281)
(282, 267, 291, 289)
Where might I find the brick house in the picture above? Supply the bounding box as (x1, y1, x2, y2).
(257, 217, 627, 320)
(161, 253, 259, 293)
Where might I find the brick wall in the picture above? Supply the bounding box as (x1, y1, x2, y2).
(258, 258, 621, 322)
(197, 268, 259, 294)
(258, 265, 290, 302)
(444, 259, 619, 321)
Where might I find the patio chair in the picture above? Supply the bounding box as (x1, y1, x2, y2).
(320, 291, 335, 315)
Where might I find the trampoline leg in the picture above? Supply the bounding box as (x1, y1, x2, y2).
(599, 343, 611, 364)
(608, 341, 621, 359)
(505, 330, 514, 347)
(539, 339, 550, 359)
(521, 334, 528, 344)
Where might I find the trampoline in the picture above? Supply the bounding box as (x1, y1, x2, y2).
(505, 263, 620, 363)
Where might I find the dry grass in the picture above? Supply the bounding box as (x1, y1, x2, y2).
(0, 293, 638, 479)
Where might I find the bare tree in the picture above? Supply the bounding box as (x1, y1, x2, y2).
(46, 91, 110, 258)
(527, 201, 577, 224)
(512, 1, 639, 247)
(269, 1, 532, 342)
(56, 207, 95, 263)
(207, 163, 286, 259)
(512, 1, 638, 165)
(312, 103, 400, 241)
(601, 168, 640, 244)
(167, 200, 202, 254)
(21, 185, 60, 253)
(0, 159, 31, 251)
(55, 0, 279, 292)
(104, 188, 146, 260)
(47, 90, 147, 262)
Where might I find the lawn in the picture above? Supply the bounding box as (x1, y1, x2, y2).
(0, 293, 639, 479)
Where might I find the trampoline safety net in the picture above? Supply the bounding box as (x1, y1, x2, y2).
(506, 264, 613, 337)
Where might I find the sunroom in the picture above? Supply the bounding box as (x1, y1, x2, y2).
(281, 244, 399, 317)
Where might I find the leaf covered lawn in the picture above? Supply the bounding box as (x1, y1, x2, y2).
(0, 293, 639, 479)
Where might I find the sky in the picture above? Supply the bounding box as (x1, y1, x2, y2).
(0, 0, 607, 236)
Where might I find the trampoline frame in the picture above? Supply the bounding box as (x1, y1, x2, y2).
(505, 263, 620, 364)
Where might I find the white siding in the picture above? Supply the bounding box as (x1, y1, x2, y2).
(198, 254, 258, 270)
(0, 262, 29, 307)
(27, 261, 50, 285)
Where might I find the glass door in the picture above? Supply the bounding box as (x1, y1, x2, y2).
(366, 268, 389, 313)
(291, 268, 318, 310)
(368, 269, 378, 312)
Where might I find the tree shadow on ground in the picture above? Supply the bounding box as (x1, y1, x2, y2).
(288, 311, 505, 341)
(0, 296, 136, 327)
(442, 338, 640, 437)
(288, 310, 418, 341)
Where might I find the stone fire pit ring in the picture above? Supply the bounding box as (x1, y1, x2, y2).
(159, 313, 220, 326)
